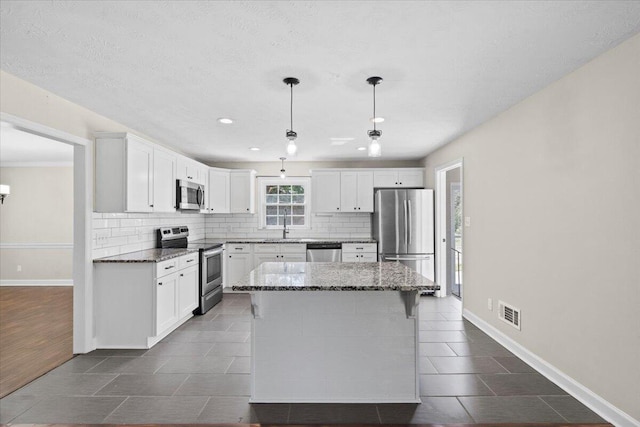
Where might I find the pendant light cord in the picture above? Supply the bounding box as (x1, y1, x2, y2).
(290, 83, 294, 131)
(373, 83, 376, 131)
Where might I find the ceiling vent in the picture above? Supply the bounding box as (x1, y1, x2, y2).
(498, 300, 521, 330)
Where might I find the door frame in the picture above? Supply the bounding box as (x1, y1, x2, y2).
(434, 158, 463, 298)
(1, 112, 94, 353)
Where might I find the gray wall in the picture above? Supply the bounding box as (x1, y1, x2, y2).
(422, 34, 640, 420)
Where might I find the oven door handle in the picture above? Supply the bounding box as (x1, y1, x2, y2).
(203, 247, 224, 257)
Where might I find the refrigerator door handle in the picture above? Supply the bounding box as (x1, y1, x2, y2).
(403, 199, 408, 246)
(407, 199, 412, 245)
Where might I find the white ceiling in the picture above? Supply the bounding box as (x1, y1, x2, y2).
(0, 126, 74, 165)
(1, 1, 639, 164)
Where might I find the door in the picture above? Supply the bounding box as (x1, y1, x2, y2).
(398, 170, 424, 187)
(153, 149, 176, 212)
(312, 171, 341, 213)
(227, 253, 253, 286)
(126, 137, 153, 212)
(208, 170, 230, 213)
(356, 171, 374, 212)
(406, 189, 434, 254)
(374, 189, 405, 255)
(156, 272, 178, 335)
(373, 170, 398, 187)
(178, 266, 198, 318)
(340, 171, 358, 211)
(230, 172, 252, 213)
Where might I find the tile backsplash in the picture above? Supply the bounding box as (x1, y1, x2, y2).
(204, 212, 371, 239)
(92, 212, 206, 258)
(93, 211, 372, 258)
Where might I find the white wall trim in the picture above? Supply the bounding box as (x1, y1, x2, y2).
(0, 161, 74, 167)
(463, 308, 638, 427)
(434, 158, 464, 298)
(1, 112, 94, 354)
(0, 243, 74, 249)
(0, 280, 73, 287)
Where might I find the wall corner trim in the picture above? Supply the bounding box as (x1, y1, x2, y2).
(463, 308, 638, 427)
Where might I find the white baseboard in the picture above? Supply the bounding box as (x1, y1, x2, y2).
(463, 309, 638, 427)
(0, 279, 73, 287)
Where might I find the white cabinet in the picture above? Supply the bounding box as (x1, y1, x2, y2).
(94, 252, 200, 348)
(226, 243, 253, 287)
(152, 148, 177, 212)
(95, 132, 155, 213)
(253, 243, 306, 266)
(340, 171, 374, 212)
(177, 156, 208, 185)
(312, 170, 342, 213)
(373, 169, 424, 188)
(342, 243, 378, 262)
(230, 170, 256, 213)
(177, 265, 199, 318)
(156, 272, 178, 335)
(206, 168, 231, 214)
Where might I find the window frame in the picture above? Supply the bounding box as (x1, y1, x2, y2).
(258, 177, 311, 230)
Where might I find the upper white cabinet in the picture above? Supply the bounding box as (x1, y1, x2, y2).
(312, 170, 342, 213)
(340, 171, 374, 213)
(177, 156, 208, 185)
(95, 132, 155, 213)
(206, 168, 231, 214)
(373, 168, 424, 188)
(230, 170, 256, 213)
(152, 148, 177, 212)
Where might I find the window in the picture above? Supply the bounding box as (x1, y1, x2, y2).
(258, 177, 311, 229)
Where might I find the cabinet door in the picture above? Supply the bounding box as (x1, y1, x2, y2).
(230, 171, 256, 213)
(398, 170, 424, 187)
(194, 162, 208, 185)
(208, 170, 230, 213)
(126, 137, 154, 212)
(340, 171, 358, 212)
(156, 272, 178, 335)
(373, 170, 398, 188)
(356, 171, 374, 212)
(177, 156, 198, 182)
(312, 171, 341, 213)
(227, 253, 253, 286)
(177, 265, 198, 318)
(359, 253, 378, 262)
(153, 149, 177, 212)
(342, 253, 359, 262)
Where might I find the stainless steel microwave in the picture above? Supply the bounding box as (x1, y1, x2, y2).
(176, 179, 205, 210)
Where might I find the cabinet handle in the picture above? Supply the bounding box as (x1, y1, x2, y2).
(180, 274, 184, 277)
(186, 259, 194, 263)
(246, 208, 249, 211)
(158, 282, 163, 286)
(235, 248, 243, 250)
(395, 182, 398, 184)
(356, 247, 363, 250)
(164, 265, 174, 270)
(399, 182, 402, 185)
(358, 207, 361, 210)
(150, 204, 154, 207)
(336, 207, 340, 210)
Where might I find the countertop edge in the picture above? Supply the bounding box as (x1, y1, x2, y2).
(93, 248, 199, 263)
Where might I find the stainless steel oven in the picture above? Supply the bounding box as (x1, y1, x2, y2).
(199, 246, 223, 313)
(176, 179, 205, 210)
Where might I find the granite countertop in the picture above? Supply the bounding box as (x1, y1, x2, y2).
(224, 238, 377, 244)
(93, 248, 198, 263)
(231, 262, 439, 292)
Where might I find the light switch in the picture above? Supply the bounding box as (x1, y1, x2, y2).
(465, 216, 471, 227)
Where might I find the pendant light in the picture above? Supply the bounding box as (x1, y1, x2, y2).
(279, 157, 287, 179)
(283, 77, 300, 156)
(366, 76, 383, 157)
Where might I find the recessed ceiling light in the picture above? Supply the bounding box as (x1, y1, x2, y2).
(357, 147, 367, 151)
(218, 118, 233, 124)
(371, 117, 385, 123)
(249, 147, 260, 151)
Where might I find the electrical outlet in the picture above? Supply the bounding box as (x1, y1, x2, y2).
(17, 265, 22, 272)
(465, 216, 471, 227)
(487, 298, 493, 311)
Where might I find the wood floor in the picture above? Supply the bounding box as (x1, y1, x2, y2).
(0, 286, 73, 398)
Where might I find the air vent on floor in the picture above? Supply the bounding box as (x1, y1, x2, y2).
(498, 300, 521, 330)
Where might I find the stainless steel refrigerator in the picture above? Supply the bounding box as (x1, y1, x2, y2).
(373, 189, 435, 282)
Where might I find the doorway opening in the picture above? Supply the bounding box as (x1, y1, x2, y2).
(434, 159, 463, 300)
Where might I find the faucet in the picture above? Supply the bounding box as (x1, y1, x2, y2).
(283, 209, 289, 239)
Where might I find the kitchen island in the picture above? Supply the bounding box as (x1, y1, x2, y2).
(232, 261, 439, 403)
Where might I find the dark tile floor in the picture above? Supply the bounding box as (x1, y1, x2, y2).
(0, 294, 606, 424)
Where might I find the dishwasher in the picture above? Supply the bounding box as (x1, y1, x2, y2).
(306, 243, 342, 262)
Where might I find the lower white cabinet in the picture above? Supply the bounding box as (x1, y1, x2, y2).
(253, 243, 306, 266)
(342, 243, 378, 262)
(226, 252, 253, 287)
(94, 253, 199, 349)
